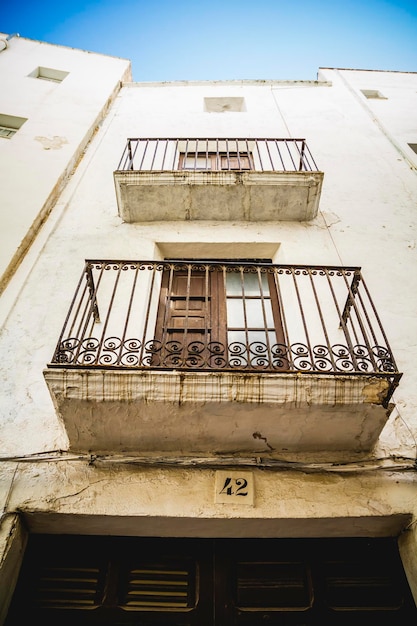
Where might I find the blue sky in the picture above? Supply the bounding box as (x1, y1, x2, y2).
(1, 0, 417, 81)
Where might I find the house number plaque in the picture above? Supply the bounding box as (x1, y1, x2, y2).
(215, 470, 254, 505)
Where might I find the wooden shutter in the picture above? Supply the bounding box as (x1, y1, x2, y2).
(30, 564, 104, 609)
(119, 559, 196, 610)
(236, 561, 313, 610)
(153, 266, 226, 367)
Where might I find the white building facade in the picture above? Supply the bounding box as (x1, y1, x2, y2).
(0, 34, 417, 625)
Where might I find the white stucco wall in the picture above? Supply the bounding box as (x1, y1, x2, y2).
(0, 66, 416, 614)
(0, 34, 131, 293)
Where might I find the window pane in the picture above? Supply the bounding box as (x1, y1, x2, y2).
(242, 272, 269, 295)
(247, 330, 275, 347)
(226, 272, 243, 296)
(245, 299, 274, 328)
(227, 331, 275, 351)
(245, 299, 262, 327)
(226, 271, 271, 295)
(183, 156, 212, 169)
(226, 299, 245, 327)
(228, 330, 247, 346)
(264, 300, 274, 327)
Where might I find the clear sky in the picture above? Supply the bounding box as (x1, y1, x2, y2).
(1, 0, 417, 82)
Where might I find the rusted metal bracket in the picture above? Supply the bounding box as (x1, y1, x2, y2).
(85, 264, 100, 323)
(341, 268, 361, 325)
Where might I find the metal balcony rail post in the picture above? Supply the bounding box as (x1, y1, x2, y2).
(116, 139, 320, 173)
(298, 140, 306, 171)
(323, 268, 359, 371)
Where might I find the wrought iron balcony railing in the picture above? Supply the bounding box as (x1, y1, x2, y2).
(116, 138, 319, 173)
(48, 261, 402, 406)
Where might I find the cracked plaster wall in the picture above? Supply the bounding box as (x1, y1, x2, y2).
(2, 462, 416, 522)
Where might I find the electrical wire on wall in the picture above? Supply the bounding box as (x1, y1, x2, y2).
(0, 450, 415, 473)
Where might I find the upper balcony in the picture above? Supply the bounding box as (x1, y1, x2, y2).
(113, 138, 324, 222)
(44, 261, 402, 455)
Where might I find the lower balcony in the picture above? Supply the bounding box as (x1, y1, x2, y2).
(44, 260, 402, 454)
(113, 138, 324, 222)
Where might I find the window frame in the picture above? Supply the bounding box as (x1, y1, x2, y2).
(178, 152, 254, 171)
(0, 114, 27, 139)
(152, 261, 286, 369)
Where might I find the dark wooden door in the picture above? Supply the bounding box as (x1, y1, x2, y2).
(157, 270, 211, 344)
(153, 267, 226, 367)
(6, 537, 417, 625)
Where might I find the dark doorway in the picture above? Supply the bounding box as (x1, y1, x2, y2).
(6, 535, 417, 625)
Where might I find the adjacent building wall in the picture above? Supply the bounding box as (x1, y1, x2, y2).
(0, 33, 131, 293)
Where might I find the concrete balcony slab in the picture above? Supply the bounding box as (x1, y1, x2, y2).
(44, 368, 393, 455)
(114, 170, 324, 222)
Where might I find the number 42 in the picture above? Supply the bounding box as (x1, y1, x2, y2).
(219, 477, 248, 497)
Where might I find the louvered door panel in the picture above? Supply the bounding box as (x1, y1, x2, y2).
(325, 561, 404, 610)
(33, 564, 104, 609)
(236, 561, 312, 610)
(119, 560, 196, 610)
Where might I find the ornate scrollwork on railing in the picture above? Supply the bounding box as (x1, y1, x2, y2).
(96, 337, 122, 366)
(55, 335, 397, 377)
(372, 345, 396, 372)
(228, 342, 249, 368)
(271, 344, 291, 369)
(311, 345, 334, 372)
(62, 337, 101, 365)
(141, 339, 162, 366)
(249, 341, 272, 369)
(332, 344, 356, 372)
(291, 343, 313, 371)
(55, 338, 80, 364)
(207, 342, 227, 368)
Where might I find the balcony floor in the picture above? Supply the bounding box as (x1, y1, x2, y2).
(114, 170, 324, 222)
(44, 368, 393, 455)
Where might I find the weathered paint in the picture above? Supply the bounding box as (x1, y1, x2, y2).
(44, 368, 393, 453)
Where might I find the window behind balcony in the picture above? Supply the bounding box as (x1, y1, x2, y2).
(153, 262, 285, 368)
(178, 152, 253, 170)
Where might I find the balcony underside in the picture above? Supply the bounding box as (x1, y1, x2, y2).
(114, 171, 324, 222)
(44, 369, 393, 455)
